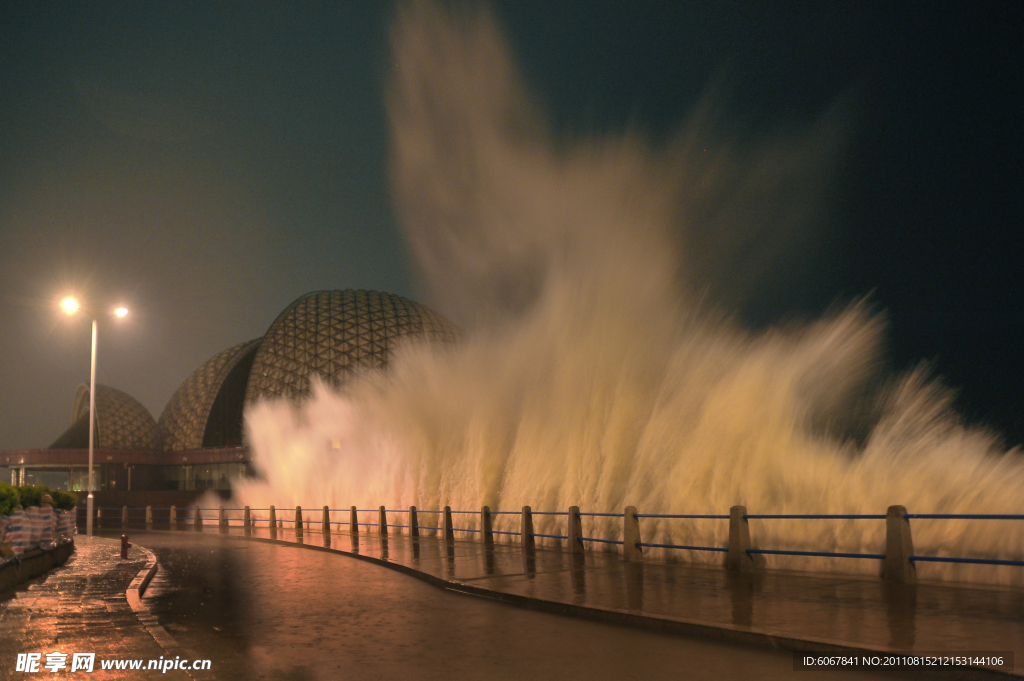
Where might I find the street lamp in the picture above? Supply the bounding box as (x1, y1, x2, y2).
(60, 296, 129, 538)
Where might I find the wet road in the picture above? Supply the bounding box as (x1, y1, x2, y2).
(126, 532, 942, 681)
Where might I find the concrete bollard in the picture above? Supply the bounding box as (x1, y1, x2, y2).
(219, 507, 227, 534)
(169, 505, 176, 531)
(884, 505, 916, 584)
(378, 506, 388, 536)
(567, 506, 584, 554)
(409, 506, 419, 538)
(443, 506, 455, 544)
(145, 506, 153, 529)
(481, 506, 494, 548)
(322, 506, 331, 537)
(295, 507, 303, 539)
(726, 505, 759, 571)
(121, 506, 128, 529)
(244, 507, 252, 536)
(195, 507, 203, 532)
(350, 506, 358, 534)
(623, 506, 643, 562)
(521, 506, 535, 551)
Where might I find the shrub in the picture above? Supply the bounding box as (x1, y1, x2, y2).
(51, 490, 78, 511)
(0, 482, 18, 516)
(16, 485, 48, 508)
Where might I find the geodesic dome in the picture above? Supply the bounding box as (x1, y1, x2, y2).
(244, 289, 458, 404)
(154, 289, 458, 450)
(50, 383, 160, 449)
(157, 339, 261, 451)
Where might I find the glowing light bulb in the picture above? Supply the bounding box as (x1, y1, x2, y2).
(114, 307, 128, 318)
(60, 296, 80, 315)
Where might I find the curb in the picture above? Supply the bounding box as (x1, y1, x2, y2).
(125, 546, 158, 611)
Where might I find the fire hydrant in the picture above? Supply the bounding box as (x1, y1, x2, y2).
(121, 534, 131, 560)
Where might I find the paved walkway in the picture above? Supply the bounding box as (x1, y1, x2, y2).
(4, 528, 1020, 679)
(207, 523, 1023, 677)
(0, 537, 191, 680)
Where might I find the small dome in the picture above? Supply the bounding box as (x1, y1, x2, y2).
(158, 339, 261, 451)
(50, 384, 159, 449)
(245, 289, 457, 403)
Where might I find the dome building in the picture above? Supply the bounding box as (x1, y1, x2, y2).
(157, 339, 262, 452)
(50, 384, 161, 450)
(159, 289, 458, 450)
(2, 289, 457, 503)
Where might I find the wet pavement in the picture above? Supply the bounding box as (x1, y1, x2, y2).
(221, 523, 1024, 665)
(3, 527, 1020, 679)
(0, 537, 191, 680)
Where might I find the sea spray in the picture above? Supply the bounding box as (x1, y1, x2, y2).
(233, 1, 1024, 585)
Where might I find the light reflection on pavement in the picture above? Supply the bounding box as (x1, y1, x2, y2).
(130, 532, 940, 681)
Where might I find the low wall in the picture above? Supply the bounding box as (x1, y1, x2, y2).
(0, 540, 75, 594)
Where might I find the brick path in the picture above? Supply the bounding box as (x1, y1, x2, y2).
(0, 537, 190, 680)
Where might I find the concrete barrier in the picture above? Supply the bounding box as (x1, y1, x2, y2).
(409, 506, 419, 538)
(568, 506, 584, 555)
(481, 506, 493, 548)
(443, 506, 454, 544)
(0, 541, 75, 594)
(726, 505, 760, 571)
(884, 505, 916, 583)
(623, 506, 642, 562)
(520, 506, 535, 552)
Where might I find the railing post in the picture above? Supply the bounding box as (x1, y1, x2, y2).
(378, 506, 388, 535)
(121, 506, 128, 529)
(244, 507, 251, 536)
(145, 506, 153, 529)
(268, 505, 277, 535)
(349, 506, 358, 534)
(409, 506, 419, 538)
(567, 506, 584, 554)
(96, 507, 102, 529)
(195, 507, 203, 532)
(884, 505, 916, 583)
(219, 506, 227, 534)
(481, 506, 494, 547)
(295, 507, 303, 539)
(623, 506, 642, 562)
(726, 505, 757, 571)
(520, 506, 535, 551)
(322, 506, 331, 537)
(443, 506, 454, 544)
(169, 505, 176, 531)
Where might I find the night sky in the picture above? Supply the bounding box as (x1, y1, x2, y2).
(1, 2, 1021, 450)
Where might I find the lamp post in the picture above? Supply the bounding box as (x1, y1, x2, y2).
(61, 296, 128, 538)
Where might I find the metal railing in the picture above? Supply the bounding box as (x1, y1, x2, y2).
(79, 503, 1024, 583)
